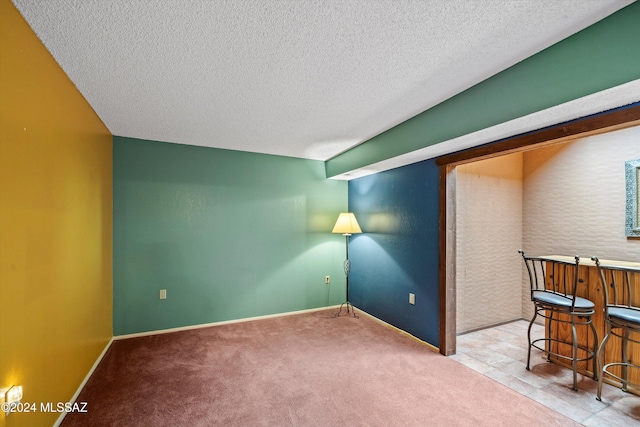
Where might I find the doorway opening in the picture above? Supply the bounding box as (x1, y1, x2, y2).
(436, 104, 640, 355)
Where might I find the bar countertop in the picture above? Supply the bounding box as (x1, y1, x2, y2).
(539, 255, 640, 271)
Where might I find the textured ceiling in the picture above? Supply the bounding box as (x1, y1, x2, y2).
(12, 0, 637, 175)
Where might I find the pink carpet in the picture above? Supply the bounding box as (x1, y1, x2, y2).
(61, 309, 578, 426)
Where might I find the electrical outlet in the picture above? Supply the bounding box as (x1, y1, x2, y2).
(325, 276, 330, 284)
(409, 293, 415, 305)
(160, 289, 167, 299)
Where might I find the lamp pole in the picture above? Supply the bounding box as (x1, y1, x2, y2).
(335, 232, 358, 318)
(332, 212, 362, 318)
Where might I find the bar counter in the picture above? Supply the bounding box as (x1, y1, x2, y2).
(538, 255, 640, 392)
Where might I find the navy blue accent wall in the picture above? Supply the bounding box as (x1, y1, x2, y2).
(348, 159, 440, 346)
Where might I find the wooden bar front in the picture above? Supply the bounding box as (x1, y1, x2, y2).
(539, 256, 640, 392)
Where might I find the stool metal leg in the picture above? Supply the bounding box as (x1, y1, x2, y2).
(589, 319, 598, 381)
(622, 329, 630, 392)
(571, 316, 578, 391)
(546, 310, 553, 362)
(526, 309, 538, 371)
(596, 323, 611, 401)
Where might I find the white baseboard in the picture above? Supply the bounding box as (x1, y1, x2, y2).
(53, 337, 114, 427)
(53, 304, 435, 426)
(114, 305, 341, 340)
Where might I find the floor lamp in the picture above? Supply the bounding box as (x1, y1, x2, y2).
(332, 212, 362, 318)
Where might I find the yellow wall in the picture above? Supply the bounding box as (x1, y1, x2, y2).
(0, 1, 113, 425)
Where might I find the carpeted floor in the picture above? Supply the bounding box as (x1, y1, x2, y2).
(61, 309, 579, 426)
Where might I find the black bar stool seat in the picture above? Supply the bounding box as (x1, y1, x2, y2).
(519, 250, 598, 391)
(532, 291, 595, 311)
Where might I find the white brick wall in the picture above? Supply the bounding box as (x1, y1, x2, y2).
(456, 153, 523, 333)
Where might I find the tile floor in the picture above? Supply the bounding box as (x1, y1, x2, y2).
(448, 320, 640, 426)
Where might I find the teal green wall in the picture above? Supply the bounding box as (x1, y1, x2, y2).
(326, 2, 640, 177)
(113, 137, 347, 335)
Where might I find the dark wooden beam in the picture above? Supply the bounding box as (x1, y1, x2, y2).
(436, 104, 640, 167)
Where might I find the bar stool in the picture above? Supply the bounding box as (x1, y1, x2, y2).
(592, 257, 640, 401)
(519, 250, 598, 391)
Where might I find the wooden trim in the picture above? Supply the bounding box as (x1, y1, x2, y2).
(436, 103, 640, 355)
(358, 309, 440, 354)
(436, 104, 640, 167)
(439, 164, 457, 356)
(438, 165, 448, 355)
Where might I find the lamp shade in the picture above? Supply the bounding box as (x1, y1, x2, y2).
(332, 212, 362, 235)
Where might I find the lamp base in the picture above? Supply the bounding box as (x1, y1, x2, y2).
(334, 301, 358, 318)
